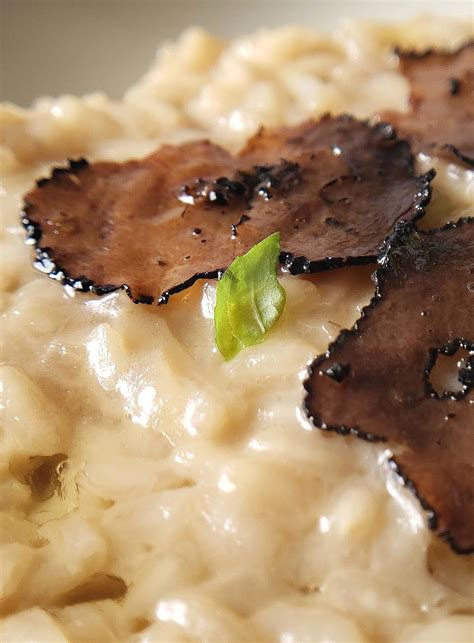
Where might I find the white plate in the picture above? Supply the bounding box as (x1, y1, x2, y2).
(1, 0, 472, 106)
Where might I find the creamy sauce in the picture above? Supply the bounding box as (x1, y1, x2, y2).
(1, 16, 474, 643)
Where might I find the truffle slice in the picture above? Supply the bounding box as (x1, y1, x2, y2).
(382, 41, 474, 165)
(304, 218, 474, 553)
(239, 116, 432, 274)
(23, 116, 432, 304)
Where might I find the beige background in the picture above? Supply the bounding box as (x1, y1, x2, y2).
(1, 0, 472, 106)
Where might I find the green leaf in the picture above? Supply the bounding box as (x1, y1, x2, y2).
(214, 232, 286, 360)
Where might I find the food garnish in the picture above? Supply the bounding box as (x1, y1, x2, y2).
(304, 218, 474, 553)
(382, 41, 474, 165)
(22, 116, 432, 304)
(214, 232, 286, 360)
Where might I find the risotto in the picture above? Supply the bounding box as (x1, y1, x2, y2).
(1, 15, 474, 643)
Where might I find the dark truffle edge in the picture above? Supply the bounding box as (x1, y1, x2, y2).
(441, 144, 474, 168)
(424, 338, 474, 400)
(21, 121, 434, 305)
(302, 216, 474, 555)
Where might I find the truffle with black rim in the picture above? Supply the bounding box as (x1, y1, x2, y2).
(22, 115, 432, 304)
(382, 41, 474, 165)
(304, 218, 474, 554)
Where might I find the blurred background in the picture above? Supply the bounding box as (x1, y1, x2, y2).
(1, 0, 472, 106)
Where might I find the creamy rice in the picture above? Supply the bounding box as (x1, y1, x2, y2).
(1, 16, 474, 643)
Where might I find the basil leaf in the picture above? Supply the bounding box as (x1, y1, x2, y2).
(214, 232, 286, 360)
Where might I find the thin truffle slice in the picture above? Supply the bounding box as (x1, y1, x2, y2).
(22, 116, 432, 304)
(239, 116, 432, 274)
(382, 41, 474, 165)
(304, 218, 474, 554)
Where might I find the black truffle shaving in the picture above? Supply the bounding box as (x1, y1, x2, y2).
(304, 218, 474, 554)
(21, 116, 433, 305)
(382, 41, 474, 166)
